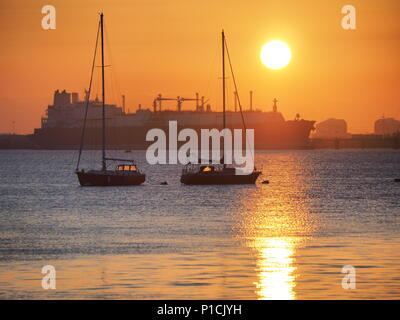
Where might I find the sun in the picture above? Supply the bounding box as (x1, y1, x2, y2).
(260, 40, 291, 70)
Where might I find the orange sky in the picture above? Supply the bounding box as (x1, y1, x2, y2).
(0, 0, 399, 134)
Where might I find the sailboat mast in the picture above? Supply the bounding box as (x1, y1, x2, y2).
(222, 30, 226, 130)
(100, 13, 106, 171)
(222, 30, 226, 168)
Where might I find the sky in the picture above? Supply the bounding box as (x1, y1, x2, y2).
(0, 0, 399, 134)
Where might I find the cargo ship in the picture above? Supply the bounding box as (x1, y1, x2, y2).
(32, 89, 315, 149)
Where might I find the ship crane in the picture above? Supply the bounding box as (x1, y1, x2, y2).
(153, 93, 207, 112)
(177, 93, 200, 112)
(153, 94, 176, 112)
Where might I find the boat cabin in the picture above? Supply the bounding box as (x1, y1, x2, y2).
(199, 165, 236, 174)
(116, 164, 137, 172)
(200, 165, 215, 172)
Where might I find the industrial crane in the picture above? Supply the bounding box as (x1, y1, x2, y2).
(152, 93, 209, 112)
(153, 94, 176, 112)
(177, 93, 200, 112)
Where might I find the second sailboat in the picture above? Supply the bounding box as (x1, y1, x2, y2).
(180, 30, 261, 185)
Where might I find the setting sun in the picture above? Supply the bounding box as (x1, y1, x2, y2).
(260, 40, 292, 70)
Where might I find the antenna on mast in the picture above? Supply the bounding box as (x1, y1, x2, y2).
(273, 98, 278, 112)
(234, 91, 237, 112)
(250, 91, 253, 111)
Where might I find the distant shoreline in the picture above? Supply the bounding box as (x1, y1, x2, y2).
(0, 133, 399, 150)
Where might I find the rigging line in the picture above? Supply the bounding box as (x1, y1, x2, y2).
(95, 63, 100, 99)
(76, 19, 101, 171)
(204, 39, 219, 107)
(104, 22, 122, 109)
(224, 37, 255, 165)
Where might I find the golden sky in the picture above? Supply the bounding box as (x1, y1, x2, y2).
(0, 0, 399, 134)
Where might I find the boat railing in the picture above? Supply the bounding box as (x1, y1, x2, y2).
(182, 163, 263, 174)
(182, 163, 225, 174)
(182, 164, 198, 174)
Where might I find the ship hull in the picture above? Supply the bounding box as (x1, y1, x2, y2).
(32, 120, 315, 150)
(76, 171, 145, 186)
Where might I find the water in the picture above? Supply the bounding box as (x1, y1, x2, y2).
(0, 149, 399, 299)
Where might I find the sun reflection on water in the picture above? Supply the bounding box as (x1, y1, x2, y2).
(235, 155, 316, 300)
(237, 199, 308, 300)
(252, 237, 297, 300)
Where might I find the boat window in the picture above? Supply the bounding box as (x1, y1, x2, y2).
(200, 166, 214, 172)
(116, 164, 137, 172)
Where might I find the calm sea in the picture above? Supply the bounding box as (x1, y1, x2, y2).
(0, 149, 399, 299)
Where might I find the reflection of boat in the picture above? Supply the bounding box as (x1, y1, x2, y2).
(180, 31, 261, 185)
(75, 13, 145, 186)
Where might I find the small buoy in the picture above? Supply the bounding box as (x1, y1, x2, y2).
(394, 178, 400, 182)
(262, 180, 269, 184)
(160, 181, 168, 185)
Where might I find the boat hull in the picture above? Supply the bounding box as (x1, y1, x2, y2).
(76, 171, 145, 186)
(180, 171, 261, 185)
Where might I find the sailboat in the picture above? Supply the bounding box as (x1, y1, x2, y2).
(75, 13, 145, 186)
(180, 30, 261, 185)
